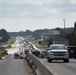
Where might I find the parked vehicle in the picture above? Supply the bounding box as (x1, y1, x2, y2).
(67, 46, 76, 59)
(47, 44, 69, 62)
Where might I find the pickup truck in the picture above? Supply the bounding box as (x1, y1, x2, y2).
(47, 44, 69, 62)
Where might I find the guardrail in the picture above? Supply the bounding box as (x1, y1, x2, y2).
(26, 54, 58, 75)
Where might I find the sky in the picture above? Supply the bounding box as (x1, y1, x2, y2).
(0, 0, 76, 32)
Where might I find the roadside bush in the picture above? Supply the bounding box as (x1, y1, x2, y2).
(5, 45, 11, 49)
(0, 52, 2, 59)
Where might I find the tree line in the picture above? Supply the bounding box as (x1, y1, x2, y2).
(0, 22, 75, 45)
(9, 28, 74, 39)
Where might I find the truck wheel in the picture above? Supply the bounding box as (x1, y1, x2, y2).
(64, 59, 69, 63)
(75, 57, 76, 59)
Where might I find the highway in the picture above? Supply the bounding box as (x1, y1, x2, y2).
(1, 36, 76, 75)
(23, 39, 76, 75)
(39, 58, 76, 75)
(0, 38, 30, 75)
(0, 56, 29, 75)
(25, 41, 76, 75)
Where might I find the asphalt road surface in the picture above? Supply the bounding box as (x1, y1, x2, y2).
(0, 54, 30, 75)
(39, 58, 76, 75)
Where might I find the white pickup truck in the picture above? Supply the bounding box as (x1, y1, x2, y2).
(47, 44, 69, 62)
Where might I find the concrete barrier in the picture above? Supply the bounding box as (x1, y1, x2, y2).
(26, 54, 58, 75)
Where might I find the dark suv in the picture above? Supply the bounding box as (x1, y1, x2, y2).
(67, 46, 76, 59)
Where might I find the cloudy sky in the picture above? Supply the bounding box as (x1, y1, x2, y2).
(0, 0, 76, 32)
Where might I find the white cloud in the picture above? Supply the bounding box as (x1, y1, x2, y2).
(9, 0, 55, 5)
(16, 12, 29, 17)
(0, 17, 35, 31)
(59, 0, 63, 4)
(0, 0, 75, 32)
(0, 0, 63, 5)
(70, 0, 76, 4)
(39, 7, 58, 14)
(69, 12, 76, 16)
(0, 17, 57, 31)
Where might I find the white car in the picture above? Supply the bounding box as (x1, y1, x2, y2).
(47, 44, 69, 62)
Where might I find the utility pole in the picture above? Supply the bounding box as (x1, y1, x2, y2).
(63, 19, 65, 37)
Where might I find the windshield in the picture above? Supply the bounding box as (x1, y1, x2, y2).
(51, 46, 66, 50)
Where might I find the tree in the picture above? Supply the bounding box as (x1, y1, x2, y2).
(47, 37, 53, 47)
(32, 30, 41, 40)
(0, 29, 10, 42)
(65, 32, 76, 45)
(65, 22, 76, 46)
(74, 22, 76, 34)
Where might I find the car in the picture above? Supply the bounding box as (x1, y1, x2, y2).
(24, 49, 29, 54)
(47, 44, 69, 62)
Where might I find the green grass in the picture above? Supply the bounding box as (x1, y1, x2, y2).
(0, 52, 2, 59)
(35, 44, 48, 48)
(7, 38, 15, 44)
(0, 47, 7, 59)
(28, 38, 36, 44)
